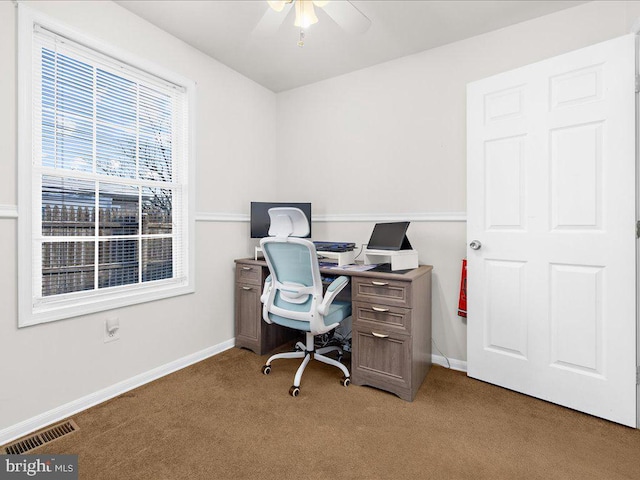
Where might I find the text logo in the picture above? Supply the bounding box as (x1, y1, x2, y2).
(0, 455, 78, 480)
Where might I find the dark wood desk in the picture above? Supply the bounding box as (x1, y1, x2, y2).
(234, 258, 433, 401)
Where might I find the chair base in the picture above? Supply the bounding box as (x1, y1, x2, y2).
(263, 332, 351, 396)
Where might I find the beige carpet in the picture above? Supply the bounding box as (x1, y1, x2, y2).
(13, 347, 640, 479)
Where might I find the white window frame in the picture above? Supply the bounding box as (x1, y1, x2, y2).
(17, 5, 196, 327)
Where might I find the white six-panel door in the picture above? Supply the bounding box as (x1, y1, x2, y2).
(467, 34, 637, 427)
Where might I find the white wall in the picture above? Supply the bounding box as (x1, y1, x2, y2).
(276, 0, 640, 363)
(0, 0, 276, 436)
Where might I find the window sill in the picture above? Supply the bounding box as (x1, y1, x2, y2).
(19, 281, 195, 327)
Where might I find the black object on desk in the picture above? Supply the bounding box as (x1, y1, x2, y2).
(367, 221, 413, 251)
(313, 241, 356, 252)
(368, 263, 413, 274)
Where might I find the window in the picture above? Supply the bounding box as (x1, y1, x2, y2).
(18, 8, 195, 326)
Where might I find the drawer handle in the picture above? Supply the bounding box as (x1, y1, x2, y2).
(241, 266, 252, 271)
(242, 286, 253, 291)
(371, 332, 389, 339)
(371, 281, 389, 286)
(371, 306, 390, 312)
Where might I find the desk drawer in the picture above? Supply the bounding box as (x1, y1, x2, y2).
(235, 263, 263, 286)
(353, 301, 411, 335)
(352, 277, 411, 308)
(351, 326, 411, 392)
(235, 282, 260, 343)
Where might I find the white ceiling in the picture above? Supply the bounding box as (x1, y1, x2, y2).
(117, 0, 585, 92)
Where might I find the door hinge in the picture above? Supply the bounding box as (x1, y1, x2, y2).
(636, 75, 640, 93)
(636, 221, 640, 238)
(637, 366, 640, 385)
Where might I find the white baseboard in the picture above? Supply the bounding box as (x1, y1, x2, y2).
(0, 339, 235, 446)
(432, 354, 467, 372)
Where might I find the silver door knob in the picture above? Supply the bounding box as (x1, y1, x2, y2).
(469, 240, 482, 250)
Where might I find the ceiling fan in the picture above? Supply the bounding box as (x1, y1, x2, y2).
(254, 0, 372, 46)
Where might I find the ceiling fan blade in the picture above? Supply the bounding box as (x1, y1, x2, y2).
(321, 1, 371, 34)
(253, 2, 294, 37)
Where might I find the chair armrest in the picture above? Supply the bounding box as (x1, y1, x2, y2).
(260, 275, 272, 304)
(318, 275, 349, 315)
(261, 275, 273, 324)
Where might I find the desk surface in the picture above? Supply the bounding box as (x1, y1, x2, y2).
(236, 258, 432, 283)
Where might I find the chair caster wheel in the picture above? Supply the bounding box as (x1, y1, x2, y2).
(261, 365, 271, 375)
(289, 386, 300, 397)
(341, 376, 350, 387)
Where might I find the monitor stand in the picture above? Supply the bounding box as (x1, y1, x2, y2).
(364, 248, 419, 271)
(256, 246, 355, 266)
(316, 250, 356, 266)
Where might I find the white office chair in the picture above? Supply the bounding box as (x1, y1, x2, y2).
(259, 207, 351, 397)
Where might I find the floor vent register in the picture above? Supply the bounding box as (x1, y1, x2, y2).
(3, 420, 79, 454)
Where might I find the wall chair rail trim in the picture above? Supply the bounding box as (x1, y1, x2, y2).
(195, 211, 467, 223)
(0, 204, 19, 219)
(4, 209, 465, 222)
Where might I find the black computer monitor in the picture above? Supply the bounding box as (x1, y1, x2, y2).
(367, 221, 412, 250)
(250, 202, 312, 238)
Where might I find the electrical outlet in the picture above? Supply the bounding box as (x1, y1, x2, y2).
(104, 317, 120, 343)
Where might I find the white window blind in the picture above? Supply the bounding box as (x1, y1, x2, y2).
(20, 16, 193, 326)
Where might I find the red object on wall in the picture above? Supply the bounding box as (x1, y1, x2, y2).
(458, 259, 467, 318)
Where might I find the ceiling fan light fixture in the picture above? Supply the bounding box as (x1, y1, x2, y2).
(267, 0, 287, 13)
(294, 0, 318, 29)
